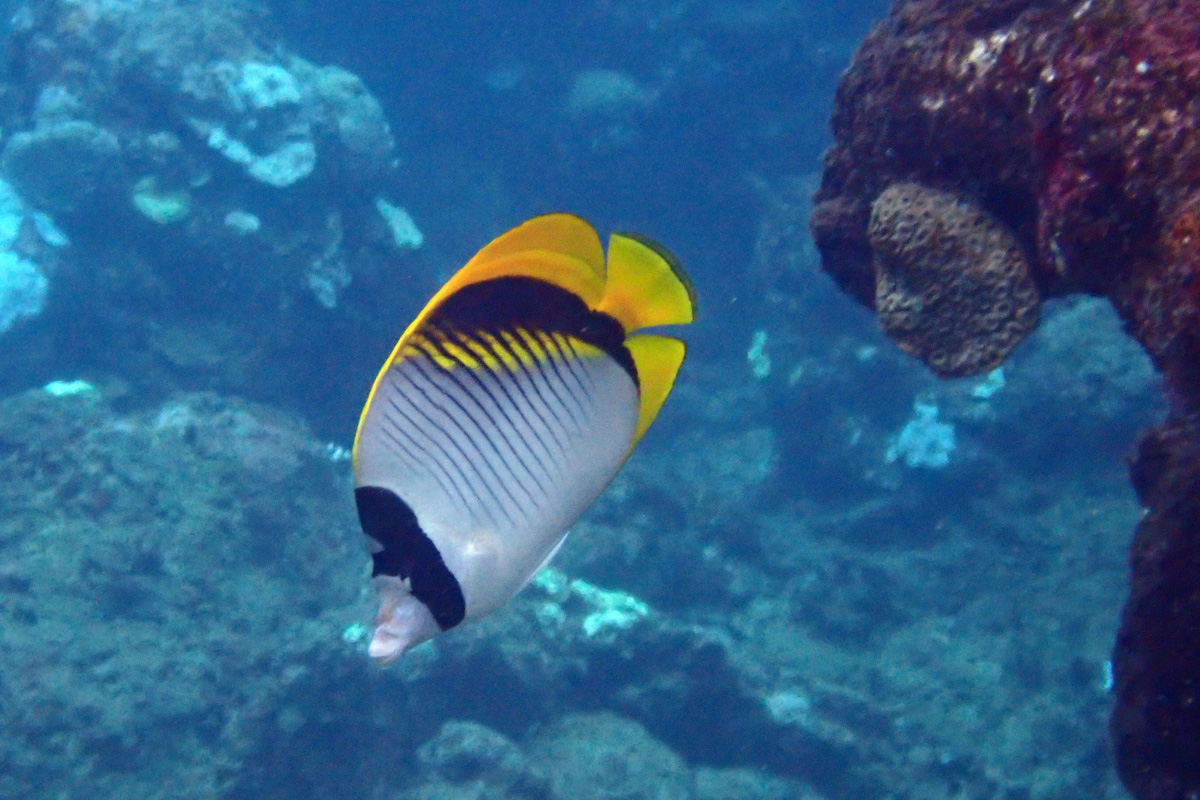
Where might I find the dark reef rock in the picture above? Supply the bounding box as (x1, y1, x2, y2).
(1, 119, 122, 214)
(813, 0, 1200, 402)
(1113, 421, 1200, 800)
(0, 378, 1141, 800)
(811, 0, 1059, 321)
(812, 0, 1200, 796)
(413, 720, 548, 798)
(525, 713, 692, 800)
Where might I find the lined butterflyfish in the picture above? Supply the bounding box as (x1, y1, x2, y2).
(352, 213, 696, 663)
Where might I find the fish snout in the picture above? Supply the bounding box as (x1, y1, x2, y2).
(367, 627, 407, 664)
(369, 576, 441, 664)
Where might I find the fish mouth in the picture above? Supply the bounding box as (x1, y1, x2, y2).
(368, 628, 406, 664)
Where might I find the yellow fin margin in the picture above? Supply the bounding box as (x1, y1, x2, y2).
(597, 232, 697, 333)
(625, 333, 687, 448)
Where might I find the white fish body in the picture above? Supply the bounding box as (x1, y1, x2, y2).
(352, 214, 695, 662)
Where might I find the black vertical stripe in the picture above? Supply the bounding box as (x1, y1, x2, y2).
(538, 330, 596, 405)
(375, 407, 467, 511)
(392, 376, 516, 528)
(557, 335, 602, 397)
(401, 360, 525, 527)
(423, 325, 567, 484)
(484, 325, 585, 441)
(355, 486, 465, 630)
(521, 328, 589, 412)
(382, 388, 483, 514)
(420, 331, 560, 494)
(510, 327, 590, 434)
(469, 332, 570, 482)
(488, 327, 584, 444)
(408, 354, 545, 509)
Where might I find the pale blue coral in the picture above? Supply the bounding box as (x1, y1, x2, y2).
(887, 399, 956, 469)
(533, 567, 650, 640)
(0, 179, 49, 334)
(0, 251, 48, 334)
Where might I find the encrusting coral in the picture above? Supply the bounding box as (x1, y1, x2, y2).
(811, 0, 1200, 796)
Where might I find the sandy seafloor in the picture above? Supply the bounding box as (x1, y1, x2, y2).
(0, 0, 1167, 798)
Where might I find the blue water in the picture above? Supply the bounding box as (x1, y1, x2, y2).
(0, 1, 1167, 799)
(267, 0, 880, 400)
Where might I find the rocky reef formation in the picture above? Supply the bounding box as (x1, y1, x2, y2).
(0, 387, 363, 799)
(0, 0, 1170, 797)
(0, 371, 1142, 800)
(810, 0, 1200, 796)
(1116, 423, 1200, 800)
(0, 0, 423, 419)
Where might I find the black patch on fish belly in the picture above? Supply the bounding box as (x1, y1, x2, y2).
(431, 276, 638, 382)
(354, 486, 466, 630)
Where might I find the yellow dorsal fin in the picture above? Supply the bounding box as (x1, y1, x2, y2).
(597, 232, 697, 333)
(413, 214, 607, 337)
(624, 333, 687, 447)
(394, 215, 606, 369)
(467, 213, 606, 281)
(450, 213, 606, 304)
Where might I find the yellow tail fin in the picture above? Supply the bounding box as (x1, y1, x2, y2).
(598, 232, 697, 333)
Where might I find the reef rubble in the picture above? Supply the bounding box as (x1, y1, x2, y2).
(810, 0, 1200, 796)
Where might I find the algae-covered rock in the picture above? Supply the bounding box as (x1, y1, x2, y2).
(0, 251, 47, 332)
(131, 175, 191, 224)
(1, 120, 121, 215)
(0, 388, 364, 800)
(0, 0, 415, 366)
(411, 720, 547, 798)
(526, 712, 691, 800)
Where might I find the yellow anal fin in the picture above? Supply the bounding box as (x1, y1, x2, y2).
(598, 232, 697, 334)
(625, 333, 687, 447)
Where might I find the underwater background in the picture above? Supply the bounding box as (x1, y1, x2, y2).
(0, 1, 1167, 799)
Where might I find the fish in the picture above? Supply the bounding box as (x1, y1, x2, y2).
(352, 213, 696, 662)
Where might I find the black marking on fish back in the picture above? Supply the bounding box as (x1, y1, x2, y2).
(355, 486, 466, 630)
(429, 276, 637, 383)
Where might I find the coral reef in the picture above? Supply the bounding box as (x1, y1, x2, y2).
(1, 119, 121, 214)
(0, 176, 64, 335)
(811, 0, 1200, 402)
(0, 372, 1140, 800)
(886, 398, 955, 469)
(410, 720, 547, 799)
(0, 0, 1166, 798)
(526, 713, 690, 800)
(0, 388, 362, 799)
(868, 183, 1040, 377)
(810, 0, 1200, 795)
(0, 0, 423, 416)
(1114, 420, 1200, 800)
